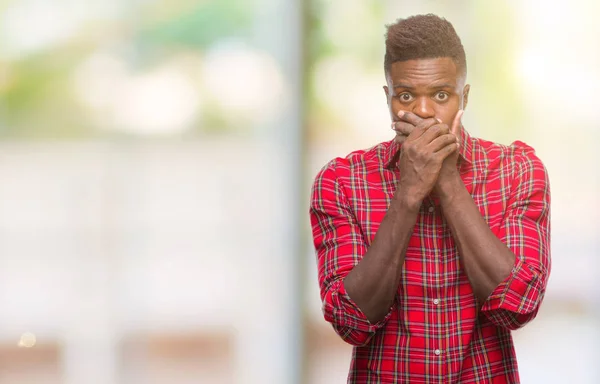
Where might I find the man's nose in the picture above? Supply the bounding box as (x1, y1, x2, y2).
(412, 97, 435, 119)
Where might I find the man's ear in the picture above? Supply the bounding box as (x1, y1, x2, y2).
(462, 84, 470, 110)
(383, 85, 390, 105)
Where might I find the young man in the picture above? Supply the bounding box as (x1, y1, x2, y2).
(309, 14, 550, 383)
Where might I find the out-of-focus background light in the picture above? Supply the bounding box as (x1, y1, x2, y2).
(0, 1, 598, 383)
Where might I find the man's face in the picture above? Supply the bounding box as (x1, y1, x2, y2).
(384, 57, 470, 130)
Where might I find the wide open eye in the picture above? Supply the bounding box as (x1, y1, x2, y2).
(397, 92, 413, 102)
(434, 91, 449, 102)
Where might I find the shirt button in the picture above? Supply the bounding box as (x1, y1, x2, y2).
(428, 206, 435, 213)
(434, 349, 441, 356)
(433, 299, 440, 305)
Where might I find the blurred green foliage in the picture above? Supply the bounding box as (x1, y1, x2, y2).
(0, 0, 254, 139)
(137, 0, 252, 50)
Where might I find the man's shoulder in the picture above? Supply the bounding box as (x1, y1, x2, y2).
(470, 136, 548, 189)
(471, 136, 544, 168)
(313, 140, 392, 181)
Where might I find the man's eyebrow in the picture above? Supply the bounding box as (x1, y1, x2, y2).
(393, 83, 414, 89)
(429, 83, 455, 89)
(393, 83, 455, 90)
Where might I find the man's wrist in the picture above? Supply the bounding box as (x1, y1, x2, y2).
(393, 184, 423, 212)
(436, 173, 464, 204)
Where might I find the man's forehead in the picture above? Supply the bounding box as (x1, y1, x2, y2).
(387, 57, 463, 87)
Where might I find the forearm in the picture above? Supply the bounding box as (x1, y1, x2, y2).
(437, 176, 515, 303)
(344, 188, 419, 323)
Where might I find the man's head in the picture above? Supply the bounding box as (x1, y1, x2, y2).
(383, 14, 470, 129)
(384, 14, 466, 79)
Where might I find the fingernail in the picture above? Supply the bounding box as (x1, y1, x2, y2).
(390, 122, 396, 130)
(397, 111, 404, 118)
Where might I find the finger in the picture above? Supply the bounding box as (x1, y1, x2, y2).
(391, 121, 415, 136)
(418, 123, 450, 144)
(428, 133, 458, 153)
(434, 140, 459, 161)
(451, 110, 464, 142)
(405, 118, 439, 142)
(396, 110, 423, 126)
(393, 134, 408, 144)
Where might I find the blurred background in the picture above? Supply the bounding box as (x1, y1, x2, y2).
(0, 0, 598, 383)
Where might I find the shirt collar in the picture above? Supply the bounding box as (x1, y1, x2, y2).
(384, 127, 473, 170)
(383, 137, 402, 170)
(459, 127, 473, 165)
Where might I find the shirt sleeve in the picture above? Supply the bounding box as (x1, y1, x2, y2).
(480, 143, 551, 330)
(309, 161, 394, 346)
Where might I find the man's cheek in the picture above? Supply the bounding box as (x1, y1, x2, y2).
(437, 115, 453, 127)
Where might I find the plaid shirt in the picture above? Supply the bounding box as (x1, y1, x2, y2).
(309, 129, 551, 383)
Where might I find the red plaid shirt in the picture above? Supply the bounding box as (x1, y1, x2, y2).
(309, 129, 551, 383)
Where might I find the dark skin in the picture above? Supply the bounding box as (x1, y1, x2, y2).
(344, 58, 514, 323)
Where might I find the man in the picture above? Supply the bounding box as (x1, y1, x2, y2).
(309, 14, 550, 383)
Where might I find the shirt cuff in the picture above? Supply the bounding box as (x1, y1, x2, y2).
(481, 256, 542, 315)
(324, 279, 395, 335)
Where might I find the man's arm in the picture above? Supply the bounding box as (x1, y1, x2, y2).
(404, 111, 516, 301)
(342, 184, 419, 324)
(436, 143, 551, 330)
(395, 111, 551, 330)
(310, 115, 458, 345)
(436, 175, 515, 302)
(310, 167, 418, 346)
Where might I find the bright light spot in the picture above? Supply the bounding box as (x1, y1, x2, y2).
(1, 0, 80, 58)
(73, 53, 202, 135)
(73, 52, 128, 111)
(202, 41, 287, 125)
(0, 0, 125, 58)
(112, 67, 201, 135)
(515, 51, 547, 87)
(516, 50, 600, 124)
(18, 332, 36, 348)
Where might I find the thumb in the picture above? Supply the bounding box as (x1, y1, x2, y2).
(452, 110, 464, 142)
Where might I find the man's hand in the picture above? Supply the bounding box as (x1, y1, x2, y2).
(395, 111, 458, 209)
(392, 110, 462, 147)
(392, 110, 464, 195)
(391, 119, 416, 144)
(435, 110, 463, 194)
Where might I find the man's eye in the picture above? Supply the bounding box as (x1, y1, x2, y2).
(435, 92, 449, 101)
(398, 93, 413, 102)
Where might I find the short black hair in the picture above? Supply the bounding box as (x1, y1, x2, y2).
(384, 14, 466, 77)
